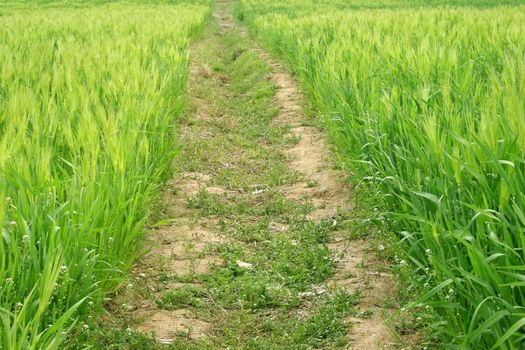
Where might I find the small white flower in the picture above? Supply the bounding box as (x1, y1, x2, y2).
(236, 260, 253, 269)
(108, 237, 114, 243)
(378, 244, 385, 251)
(60, 265, 68, 274)
(399, 260, 407, 265)
(6, 278, 13, 284)
(126, 283, 133, 289)
(425, 249, 431, 255)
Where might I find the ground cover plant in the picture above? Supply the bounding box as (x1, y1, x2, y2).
(0, 1, 209, 348)
(237, 0, 525, 348)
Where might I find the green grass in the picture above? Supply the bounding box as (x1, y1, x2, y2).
(237, 0, 525, 348)
(0, 2, 209, 349)
(10, 0, 522, 348)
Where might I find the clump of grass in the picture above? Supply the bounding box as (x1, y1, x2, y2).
(157, 286, 207, 310)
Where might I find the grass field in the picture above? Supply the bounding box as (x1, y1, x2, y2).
(2, 0, 525, 349)
(0, 1, 209, 348)
(237, 0, 525, 348)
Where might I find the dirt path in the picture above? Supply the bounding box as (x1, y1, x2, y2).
(100, 1, 399, 349)
(245, 21, 397, 350)
(245, 24, 397, 350)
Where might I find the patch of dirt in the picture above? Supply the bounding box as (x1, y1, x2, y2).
(133, 221, 223, 343)
(150, 220, 225, 245)
(164, 282, 203, 290)
(136, 309, 211, 343)
(269, 220, 289, 233)
(169, 256, 223, 276)
(167, 172, 228, 197)
(252, 41, 396, 349)
(347, 314, 394, 350)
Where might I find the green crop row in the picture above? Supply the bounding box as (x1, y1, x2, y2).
(0, 3, 209, 349)
(237, 0, 525, 348)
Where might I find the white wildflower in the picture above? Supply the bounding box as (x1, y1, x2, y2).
(236, 260, 253, 269)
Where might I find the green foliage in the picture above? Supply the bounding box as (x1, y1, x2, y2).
(237, 0, 525, 348)
(0, 3, 209, 349)
(157, 285, 207, 310)
(0, 0, 213, 11)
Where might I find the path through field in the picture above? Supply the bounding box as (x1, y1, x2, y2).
(108, 1, 398, 348)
